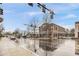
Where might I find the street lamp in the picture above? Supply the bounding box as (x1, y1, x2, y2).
(24, 24, 37, 53)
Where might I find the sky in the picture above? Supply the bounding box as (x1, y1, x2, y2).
(2, 3, 79, 31)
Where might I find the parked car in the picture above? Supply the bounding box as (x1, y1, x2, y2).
(10, 36, 16, 40)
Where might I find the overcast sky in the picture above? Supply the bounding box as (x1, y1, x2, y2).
(3, 3, 79, 31)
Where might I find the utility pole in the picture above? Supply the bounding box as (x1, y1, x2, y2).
(24, 23, 37, 53)
(33, 23, 36, 52)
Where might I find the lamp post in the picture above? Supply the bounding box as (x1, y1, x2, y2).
(24, 23, 37, 53)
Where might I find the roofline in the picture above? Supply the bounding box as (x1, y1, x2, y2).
(40, 23, 65, 29)
(75, 21, 79, 24)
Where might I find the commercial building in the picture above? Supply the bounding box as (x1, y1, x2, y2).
(75, 22, 79, 38)
(39, 23, 66, 39)
(39, 23, 67, 51)
(75, 22, 79, 54)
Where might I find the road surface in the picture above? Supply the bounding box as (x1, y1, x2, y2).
(0, 37, 75, 56)
(0, 37, 36, 56)
(47, 39, 75, 56)
(34, 39, 75, 56)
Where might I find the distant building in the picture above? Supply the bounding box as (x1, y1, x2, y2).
(39, 23, 67, 51)
(39, 23, 66, 39)
(75, 22, 79, 38)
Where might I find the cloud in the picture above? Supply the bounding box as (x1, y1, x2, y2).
(4, 9, 42, 17)
(65, 14, 77, 19)
(60, 14, 77, 20)
(59, 24, 74, 30)
(18, 12, 42, 17)
(63, 25, 74, 29)
(54, 7, 67, 14)
(4, 28, 14, 32)
(54, 14, 77, 21)
(4, 10, 16, 14)
(53, 4, 79, 14)
(68, 4, 79, 8)
(27, 12, 42, 16)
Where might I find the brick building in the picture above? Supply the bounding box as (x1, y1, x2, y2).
(39, 23, 67, 51)
(39, 23, 66, 39)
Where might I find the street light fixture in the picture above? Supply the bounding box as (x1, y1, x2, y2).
(24, 24, 37, 52)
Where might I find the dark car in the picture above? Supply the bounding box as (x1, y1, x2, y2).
(10, 36, 16, 40)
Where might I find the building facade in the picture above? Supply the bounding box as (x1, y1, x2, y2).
(39, 23, 67, 51)
(39, 23, 66, 39)
(75, 22, 79, 38)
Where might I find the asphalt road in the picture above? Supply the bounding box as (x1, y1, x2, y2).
(28, 39, 75, 56)
(47, 39, 75, 56)
(0, 37, 36, 56)
(21, 38, 75, 56)
(0, 37, 75, 56)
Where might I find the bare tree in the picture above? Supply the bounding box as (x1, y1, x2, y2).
(13, 28, 21, 38)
